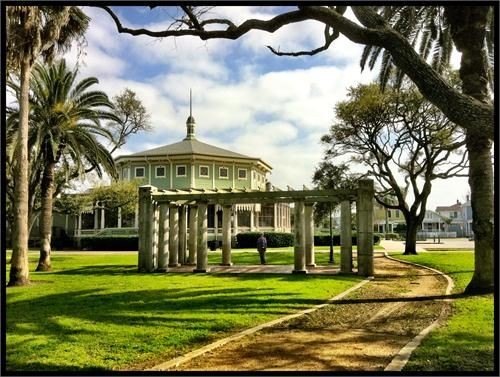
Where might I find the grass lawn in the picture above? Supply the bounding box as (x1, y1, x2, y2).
(392, 252, 495, 372)
(5, 249, 362, 372)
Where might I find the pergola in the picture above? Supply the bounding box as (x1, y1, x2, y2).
(137, 179, 374, 276)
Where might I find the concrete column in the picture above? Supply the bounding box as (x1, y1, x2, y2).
(100, 207, 105, 229)
(194, 202, 209, 272)
(293, 201, 307, 274)
(117, 207, 122, 228)
(233, 207, 238, 235)
(188, 205, 198, 265)
(340, 200, 353, 273)
(214, 205, 219, 246)
(357, 179, 374, 276)
(148, 201, 159, 272)
(138, 185, 153, 272)
(157, 203, 169, 272)
(178, 205, 187, 264)
(134, 203, 139, 228)
(273, 204, 278, 231)
(305, 203, 315, 267)
(250, 208, 255, 231)
(76, 213, 82, 249)
(94, 207, 99, 230)
(168, 203, 180, 267)
(221, 205, 232, 266)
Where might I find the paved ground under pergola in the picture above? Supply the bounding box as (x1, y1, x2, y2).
(158, 263, 345, 275)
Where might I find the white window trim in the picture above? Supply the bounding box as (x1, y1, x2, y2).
(134, 166, 145, 178)
(199, 165, 210, 178)
(155, 165, 166, 178)
(176, 165, 187, 177)
(237, 168, 248, 180)
(219, 166, 229, 179)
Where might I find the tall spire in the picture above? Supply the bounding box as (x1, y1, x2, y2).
(185, 88, 196, 140)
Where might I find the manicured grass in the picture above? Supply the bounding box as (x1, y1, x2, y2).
(392, 252, 494, 372)
(5, 251, 361, 371)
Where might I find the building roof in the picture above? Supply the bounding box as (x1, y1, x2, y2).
(435, 202, 462, 212)
(121, 138, 256, 160)
(114, 111, 272, 171)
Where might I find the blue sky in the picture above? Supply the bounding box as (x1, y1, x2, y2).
(56, 5, 469, 210)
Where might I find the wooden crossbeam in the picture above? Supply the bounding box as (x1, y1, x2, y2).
(151, 188, 357, 204)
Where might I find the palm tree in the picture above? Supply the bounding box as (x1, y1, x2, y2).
(6, 6, 90, 286)
(360, 6, 494, 293)
(9, 60, 119, 271)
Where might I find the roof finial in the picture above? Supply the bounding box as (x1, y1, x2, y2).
(185, 89, 196, 140)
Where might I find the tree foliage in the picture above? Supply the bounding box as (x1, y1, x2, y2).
(321, 83, 467, 253)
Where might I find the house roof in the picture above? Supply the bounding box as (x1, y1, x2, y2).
(435, 203, 462, 212)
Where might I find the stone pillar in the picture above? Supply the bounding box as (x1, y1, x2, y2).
(221, 205, 232, 266)
(138, 185, 153, 272)
(188, 205, 198, 265)
(168, 203, 180, 267)
(94, 207, 99, 230)
(357, 179, 374, 276)
(117, 207, 122, 228)
(250, 207, 255, 231)
(273, 204, 278, 231)
(293, 201, 307, 274)
(157, 203, 169, 272)
(233, 206, 238, 235)
(178, 205, 187, 264)
(100, 207, 105, 229)
(305, 203, 315, 267)
(77, 213, 82, 249)
(214, 206, 219, 247)
(134, 203, 139, 228)
(148, 201, 159, 272)
(194, 202, 209, 272)
(340, 200, 353, 273)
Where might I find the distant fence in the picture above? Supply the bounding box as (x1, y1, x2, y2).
(417, 231, 457, 238)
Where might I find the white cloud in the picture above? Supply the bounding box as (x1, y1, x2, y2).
(59, 5, 471, 208)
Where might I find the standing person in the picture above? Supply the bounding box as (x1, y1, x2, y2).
(257, 233, 267, 265)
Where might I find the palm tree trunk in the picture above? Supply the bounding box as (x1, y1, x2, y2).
(36, 161, 56, 271)
(445, 6, 493, 294)
(8, 57, 31, 287)
(465, 132, 493, 293)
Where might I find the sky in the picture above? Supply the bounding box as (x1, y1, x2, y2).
(51, 5, 470, 210)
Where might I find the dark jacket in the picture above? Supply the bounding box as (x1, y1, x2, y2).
(257, 236, 267, 251)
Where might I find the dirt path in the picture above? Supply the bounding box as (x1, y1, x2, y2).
(167, 253, 449, 372)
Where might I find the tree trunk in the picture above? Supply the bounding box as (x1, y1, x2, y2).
(36, 161, 56, 271)
(8, 57, 31, 287)
(464, 131, 493, 293)
(403, 218, 419, 255)
(445, 6, 494, 294)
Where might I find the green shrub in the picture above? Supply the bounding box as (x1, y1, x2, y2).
(382, 232, 400, 240)
(314, 233, 380, 246)
(235, 232, 294, 248)
(81, 236, 139, 251)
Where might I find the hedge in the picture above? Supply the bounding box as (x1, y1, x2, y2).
(314, 234, 380, 246)
(80, 236, 139, 251)
(235, 232, 294, 248)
